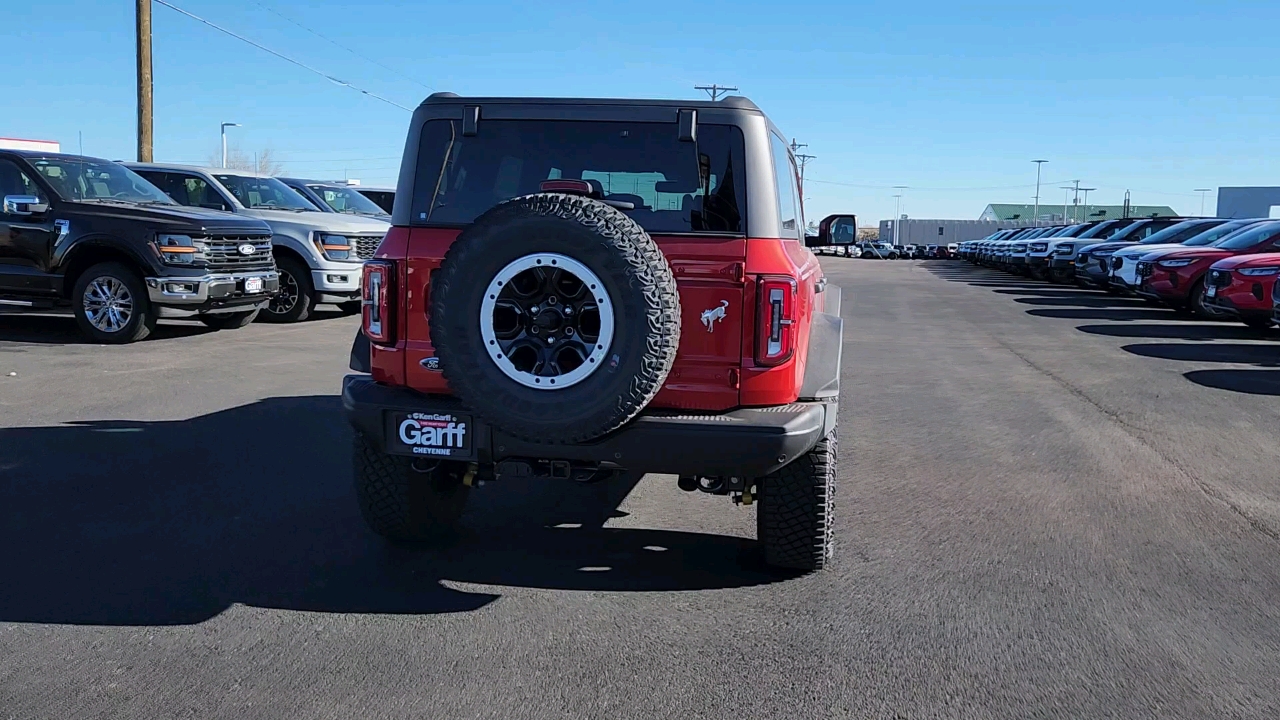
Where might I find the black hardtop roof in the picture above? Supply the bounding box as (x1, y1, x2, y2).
(421, 92, 762, 113)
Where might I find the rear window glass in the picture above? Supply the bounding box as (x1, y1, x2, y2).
(410, 119, 746, 234)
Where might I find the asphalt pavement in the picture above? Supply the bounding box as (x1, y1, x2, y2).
(3, 261, 1280, 719)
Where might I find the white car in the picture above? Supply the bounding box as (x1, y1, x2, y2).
(129, 163, 391, 322)
(860, 242, 899, 259)
(1109, 219, 1266, 292)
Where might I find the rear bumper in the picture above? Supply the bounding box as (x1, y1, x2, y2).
(341, 375, 836, 477)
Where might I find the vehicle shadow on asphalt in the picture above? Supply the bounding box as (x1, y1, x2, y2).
(1184, 369, 1280, 395)
(0, 313, 215, 346)
(1076, 323, 1277, 342)
(0, 396, 779, 626)
(1013, 295, 1149, 309)
(1026, 307, 1189, 322)
(1121, 343, 1280, 366)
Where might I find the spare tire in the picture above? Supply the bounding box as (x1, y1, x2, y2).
(430, 193, 680, 444)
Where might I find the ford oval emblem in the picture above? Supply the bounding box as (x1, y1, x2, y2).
(237, 243, 256, 256)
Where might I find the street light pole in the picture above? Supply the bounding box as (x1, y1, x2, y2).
(1194, 188, 1213, 217)
(1080, 187, 1096, 219)
(892, 185, 908, 246)
(221, 122, 241, 168)
(1032, 160, 1047, 226)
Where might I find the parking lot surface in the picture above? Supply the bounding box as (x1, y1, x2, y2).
(3, 260, 1280, 719)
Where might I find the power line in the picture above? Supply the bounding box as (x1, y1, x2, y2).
(249, 0, 435, 92)
(806, 178, 1075, 192)
(153, 0, 413, 112)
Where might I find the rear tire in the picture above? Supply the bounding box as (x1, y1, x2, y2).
(198, 309, 259, 330)
(260, 256, 314, 323)
(757, 428, 836, 572)
(71, 262, 157, 344)
(352, 433, 471, 541)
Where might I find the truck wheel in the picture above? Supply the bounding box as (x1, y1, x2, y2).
(71, 262, 157, 344)
(260, 256, 314, 323)
(756, 428, 836, 572)
(429, 193, 680, 443)
(352, 433, 471, 541)
(198, 309, 259, 330)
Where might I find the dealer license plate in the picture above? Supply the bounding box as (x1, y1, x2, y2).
(386, 411, 475, 459)
(245, 277, 264, 294)
(1206, 285, 1217, 298)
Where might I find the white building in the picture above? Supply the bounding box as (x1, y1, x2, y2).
(0, 137, 60, 152)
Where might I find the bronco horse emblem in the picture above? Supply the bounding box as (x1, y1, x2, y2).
(700, 300, 729, 332)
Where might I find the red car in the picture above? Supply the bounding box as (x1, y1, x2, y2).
(1136, 221, 1280, 317)
(1204, 253, 1280, 328)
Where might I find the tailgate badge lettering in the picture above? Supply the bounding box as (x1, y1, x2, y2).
(700, 300, 729, 332)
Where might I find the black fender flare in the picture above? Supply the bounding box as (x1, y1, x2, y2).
(55, 235, 157, 278)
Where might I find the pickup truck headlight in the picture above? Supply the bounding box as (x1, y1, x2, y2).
(1157, 258, 1195, 268)
(1054, 243, 1074, 254)
(1029, 243, 1048, 252)
(1239, 266, 1280, 276)
(154, 234, 207, 265)
(314, 232, 354, 261)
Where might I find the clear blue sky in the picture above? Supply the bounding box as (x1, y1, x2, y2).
(7, 0, 1279, 223)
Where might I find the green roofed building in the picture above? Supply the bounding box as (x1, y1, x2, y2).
(980, 203, 1179, 224)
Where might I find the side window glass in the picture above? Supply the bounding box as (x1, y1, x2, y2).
(770, 135, 801, 240)
(184, 177, 230, 211)
(0, 160, 48, 209)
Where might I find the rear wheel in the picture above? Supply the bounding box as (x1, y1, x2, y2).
(71, 262, 157, 344)
(260, 256, 314, 323)
(757, 428, 836, 572)
(198, 309, 259, 330)
(352, 433, 471, 541)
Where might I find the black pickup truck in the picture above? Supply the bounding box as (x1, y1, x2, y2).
(0, 151, 279, 342)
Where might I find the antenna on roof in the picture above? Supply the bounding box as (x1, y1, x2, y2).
(694, 84, 738, 101)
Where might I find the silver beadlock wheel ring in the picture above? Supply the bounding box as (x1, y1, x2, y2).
(479, 252, 615, 390)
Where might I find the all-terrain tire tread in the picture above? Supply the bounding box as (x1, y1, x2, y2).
(757, 428, 836, 571)
(352, 433, 469, 541)
(430, 193, 680, 443)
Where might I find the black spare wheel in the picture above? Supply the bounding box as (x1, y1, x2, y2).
(430, 193, 681, 443)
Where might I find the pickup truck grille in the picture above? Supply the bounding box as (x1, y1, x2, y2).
(351, 234, 385, 260)
(204, 236, 274, 271)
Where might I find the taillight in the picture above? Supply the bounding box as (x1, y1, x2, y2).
(755, 276, 798, 366)
(362, 260, 395, 345)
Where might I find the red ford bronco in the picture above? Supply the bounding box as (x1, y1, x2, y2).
(344, 93, 846, 571)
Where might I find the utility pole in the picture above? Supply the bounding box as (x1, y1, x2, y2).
(1032, 160, 1047, 226)
(1061, 180, 1081, 222)
(790, 139, 815, 199)
(1194, 188, 1213, 216)
(136, 0, 153, 162)
(694, 84, 738, 101)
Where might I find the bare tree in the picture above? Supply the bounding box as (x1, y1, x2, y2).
(208, 145, 286, 176)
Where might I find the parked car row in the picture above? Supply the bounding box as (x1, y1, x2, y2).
(955, 216, 1280, 328)
(817, 241, 958, 260)
(0, 149, 397, 342)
